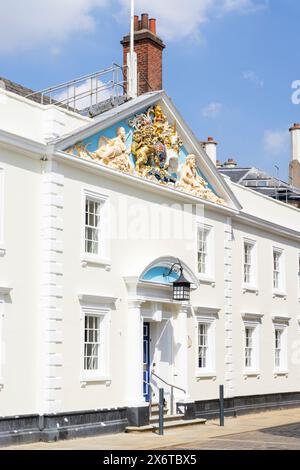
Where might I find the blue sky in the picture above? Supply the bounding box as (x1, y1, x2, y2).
(1, 0, 299, 180)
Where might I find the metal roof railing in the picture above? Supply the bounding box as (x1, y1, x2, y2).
(25, 64, 127, 113)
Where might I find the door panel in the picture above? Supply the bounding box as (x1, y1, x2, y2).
(143, 322, 150, 401)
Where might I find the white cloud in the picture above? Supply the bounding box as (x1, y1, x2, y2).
(0, 0, 268, 55)
(263, 130, 289, 156)
(0, 0, 108, 54)
(221, 0, 268, 15)
(202, 101, 222, 118)
(54, 78, 110, 110)
(117, 0, 267, 41)
(243, 70, 264, 87)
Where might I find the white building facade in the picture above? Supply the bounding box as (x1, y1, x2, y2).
(0, 81, 300, 444)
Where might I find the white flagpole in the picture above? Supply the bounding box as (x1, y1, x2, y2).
(130, 0, 135, 60)
(128, 0, 137, 98)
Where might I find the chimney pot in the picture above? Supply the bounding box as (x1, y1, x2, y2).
(289, 123, 300, 131)
(141, 13, 149, 30)
(289, 122, 300, 163)
(134, 15, 139, 31)
(149, 18, 156, 35)
(224, 158, 237, 168)
(202, 137, 218, 165)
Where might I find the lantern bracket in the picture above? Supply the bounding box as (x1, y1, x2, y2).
(163, 259, 183, 279)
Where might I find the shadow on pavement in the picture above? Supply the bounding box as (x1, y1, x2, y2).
(259, 422, 300, 438)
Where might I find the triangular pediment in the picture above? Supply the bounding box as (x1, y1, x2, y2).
(53, 91, 241, 209)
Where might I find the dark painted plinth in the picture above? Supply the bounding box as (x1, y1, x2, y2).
(2, 391, 300, 446)
(0, 407, 128, 447)
(176, 402, 196, 420)
(127, 406, 149, 427)
(194, 391, 300, 420)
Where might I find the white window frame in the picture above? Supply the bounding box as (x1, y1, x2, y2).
(273, 322, 288, 374)
(80, 304, 110, 382)
(81, 189, 110, 266)
(272, 247, 285, 294)
(195, 315, 216, 376)
(243, 320, 260, 375)
(243, 238, 257, 290)
(196, 223, 214, 282)
(0, 169, 5, 256)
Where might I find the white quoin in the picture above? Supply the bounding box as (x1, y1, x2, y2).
(203, 137, 218, 165)
(289, 123, 300, 163)
(126, 301, 145, 407)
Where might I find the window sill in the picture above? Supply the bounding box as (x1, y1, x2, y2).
(273, 291, 287, 300)
(80, 376, 111, 387)
(81, 255, 111, 269)
(243, 285, 259, 295)
(243, 371, 261, 379)
(196, 275, 216, 287)
(274, 371, 288, 378)
(195, 371, 217, 380)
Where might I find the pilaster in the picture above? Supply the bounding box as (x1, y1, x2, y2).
(174, 304, 191, 402)
(40, 162, 64, 414)
(126, 300, 145, 407)
(224, 217, 234, 397)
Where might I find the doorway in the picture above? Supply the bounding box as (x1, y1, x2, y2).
(143, 317, 174, 408)
(143, 322, 150, 402)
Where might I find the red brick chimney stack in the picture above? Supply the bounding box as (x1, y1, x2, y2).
(121, 14, 166, 96)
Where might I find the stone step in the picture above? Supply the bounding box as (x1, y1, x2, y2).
(150, 408, 169, 416)
(149, 414, 182, 424)
(150, 403, 168, 416)
(125, 418, 206, 433)
(151, 402, 167, 408)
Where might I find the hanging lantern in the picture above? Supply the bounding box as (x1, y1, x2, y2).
(164, 260, 191, 301)
(173, 267, 191, 301)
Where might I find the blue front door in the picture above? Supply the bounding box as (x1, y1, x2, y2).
(143, 322, 150, 401)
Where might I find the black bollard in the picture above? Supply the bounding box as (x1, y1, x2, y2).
(159, 388, 164, 435)
(219, 384, 225, 427)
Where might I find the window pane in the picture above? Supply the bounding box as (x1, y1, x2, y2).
(275, 329, 282, 369)
(198, 228, 209, 274)
(84, 314, 101, 371)
(245, 327, 254, 369)
(85, 198, 101, 255)
(198, 323, 209, 369)
(244, 243, 253, 284)
(273, 250, 282, 290)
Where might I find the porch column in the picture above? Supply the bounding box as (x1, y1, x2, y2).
(175, 305, 191, 402)
(126, 300, 145, 407)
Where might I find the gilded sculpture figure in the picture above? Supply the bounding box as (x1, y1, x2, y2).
(177, 154, 224, 204)
(68, 127, 133, 174)
(93, 127, 133, 173)
(129, 105, 182, 183)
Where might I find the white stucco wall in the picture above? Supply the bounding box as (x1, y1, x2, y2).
(0, 146, 41, 415)
(0, 89, 91, 144)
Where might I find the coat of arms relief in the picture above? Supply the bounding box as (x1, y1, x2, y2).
(65, 105, 224, 205)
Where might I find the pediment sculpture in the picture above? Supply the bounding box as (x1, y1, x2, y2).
(178, 154, 224, 205)
(65, 105, 224, 205)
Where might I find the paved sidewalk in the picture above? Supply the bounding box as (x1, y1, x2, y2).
(3, 408, 300, 450)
